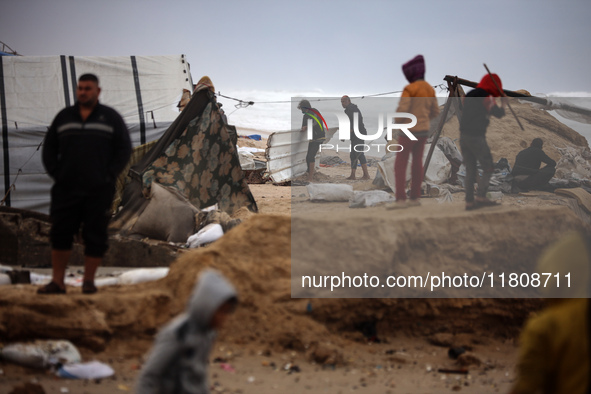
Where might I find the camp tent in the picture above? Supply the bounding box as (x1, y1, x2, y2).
(110, 80, 258, 242)
(0, 54, 193, 213)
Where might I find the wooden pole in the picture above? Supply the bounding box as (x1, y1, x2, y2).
(483, 63, 525, 131)
(443, 75, 591, 119)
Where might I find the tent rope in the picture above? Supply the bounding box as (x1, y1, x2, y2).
(216, 84, 447, 107)
(216, 84, 447, 118)
(1, 138, 45, 206)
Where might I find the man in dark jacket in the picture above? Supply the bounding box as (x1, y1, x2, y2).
(341, 95, 371, 180)
(459, 73, 506, 210)
(512, 138, 556, 192)
(38, 73, 131, 294)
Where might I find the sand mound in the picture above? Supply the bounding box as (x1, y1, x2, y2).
(1, 215, 339, 362)
(3, 204, 585, 363)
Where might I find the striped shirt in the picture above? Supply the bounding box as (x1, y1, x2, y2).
(42, 102, 132, 190)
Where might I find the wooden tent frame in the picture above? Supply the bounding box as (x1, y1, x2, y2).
(423, 74, 591, 177)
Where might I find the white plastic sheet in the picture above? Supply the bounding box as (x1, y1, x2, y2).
(118, 268, 169, 285)
(187, 223, 224, 248)
(1, 55, 194, 213)
(0, 340, 81, 369)
(238, 151, 256, 170)
(377, 144, 451, 194)
(0, 273, 11, 286)
(349, 190, 395, 208)
(57, 361, 115, 379)
(29, 268, 169, 288)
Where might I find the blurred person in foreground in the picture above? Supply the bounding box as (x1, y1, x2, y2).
(136, 269, 238, 394)
(388, 55, 440, 210)
(341, 95, 371, 180)
(298, 99, 326, 180)
(459, 73, 506, 210)
(511, 230, 591, 394)
(38, 73, 131, 295)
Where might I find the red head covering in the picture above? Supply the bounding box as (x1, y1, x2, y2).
(402, 55, 425, 83)
(476, 73, 503, 97)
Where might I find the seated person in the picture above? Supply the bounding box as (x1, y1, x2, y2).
(512, 138, 556, 192)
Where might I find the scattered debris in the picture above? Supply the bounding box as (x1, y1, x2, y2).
(438, 368, 469, 375)
(349, 190, 395, 208)
(320, 156, 346, 166)
(456, 353, 482, 367)
(0, 266, 31, 284)
(448, 347, 467, 360)
(56, 361, 115, 379)
(186, 223, 224, 248)
(219, 363, 236, 373)
(428, 333, 454, 347)
(307, 183, 354, 202)
(283, 363, 301, 374)
(555, 145, 591, 180)
(7, 383, 46, 394)
(0, 340, 81, 369)
(436, 188, 454, 203)
(26, 267, 170, 289)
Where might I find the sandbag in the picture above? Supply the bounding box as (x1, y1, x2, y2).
(349, 190, 395, 208)
(0, 340, 81, 369)
(130, 183, 199, 243)
(307, 183, 354, 202)
(118, 268, 170, 285)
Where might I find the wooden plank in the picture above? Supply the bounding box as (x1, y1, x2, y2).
(423, 79, 456, 178)
(554, 188, 591, 214)
(443, 75, 591, 119)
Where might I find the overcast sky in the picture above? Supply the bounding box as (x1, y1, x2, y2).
(2, 0, 590, 97)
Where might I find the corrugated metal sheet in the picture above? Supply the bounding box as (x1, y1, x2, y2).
(265, 127, 338, 183)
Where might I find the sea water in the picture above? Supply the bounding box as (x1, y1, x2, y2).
(221, 90, 591, 150)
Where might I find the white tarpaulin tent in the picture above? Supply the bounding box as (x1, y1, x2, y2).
(0, 54, 193, 213)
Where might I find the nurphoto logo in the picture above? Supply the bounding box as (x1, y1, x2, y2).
(301, 108, 418, 153)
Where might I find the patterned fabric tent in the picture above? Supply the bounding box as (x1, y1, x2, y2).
(111, 81, 257, 234)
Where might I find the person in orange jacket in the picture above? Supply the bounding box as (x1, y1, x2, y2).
(388, 55, 440, 209)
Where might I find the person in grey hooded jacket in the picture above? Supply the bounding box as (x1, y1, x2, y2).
(136, 269, 238, 394)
